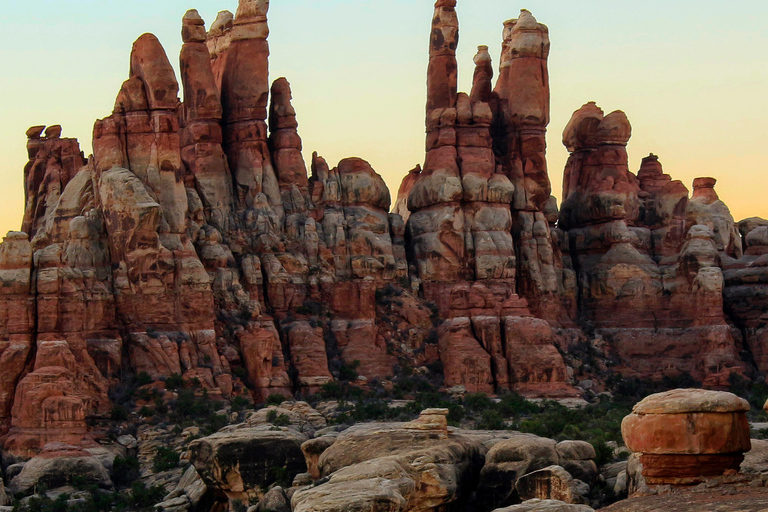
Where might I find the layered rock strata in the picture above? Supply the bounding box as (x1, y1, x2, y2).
(558, 103, 747, 386)
(404, 5, 576, 397)
(1, 0, 767, 461)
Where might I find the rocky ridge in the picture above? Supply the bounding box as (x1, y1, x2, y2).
(0, 0, 766, 468)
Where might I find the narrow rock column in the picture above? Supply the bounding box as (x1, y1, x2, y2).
(470, 45, 493, 103)
(0, 233, 34, 427)
(494, 10, 551, 212)
(268, 77, 309, 201)
(180, 9, 234, 233)
(218, 0, 282, 216)
(427, 0, 459, 113)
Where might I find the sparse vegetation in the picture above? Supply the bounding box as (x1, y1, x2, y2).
(152, 446, 180, 472)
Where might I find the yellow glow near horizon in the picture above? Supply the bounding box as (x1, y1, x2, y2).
(0, 0, 766, 239)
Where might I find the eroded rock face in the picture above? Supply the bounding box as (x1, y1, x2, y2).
(189, 426, 308, 506)
(476, 435, 597, 511)
(1, 0, 412, 458)
(621, 389, 751, 485)
(402, 5, 575, 398)
(8, 443, 113, 495)
(296, 410, 486, 512)
(557, 103, 747, 386)
(3, 0, 768, 464)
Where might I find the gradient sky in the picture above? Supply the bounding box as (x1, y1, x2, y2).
(1, 1, 767, 238)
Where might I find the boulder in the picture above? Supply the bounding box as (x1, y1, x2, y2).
(622, 389, 751, 484)
(516, 465, 590, 505)
(9, 444, 112, 495)
(256, 486, 290, 512)
(741, 439, 768, 474)
(189, 426, 308, 505)
(475, 434, 559, 510)
(308, 411, 484, 512)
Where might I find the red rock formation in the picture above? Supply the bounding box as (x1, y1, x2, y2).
(22, 127, 86, 245)
(403, 4, 576, 397)
(621, 389, 751, 484)
(724, 218, 768, 376)
(558, 104, 746, 385)
(0, 233, 35, 429)
(4, 0, 768, 460)
(636, 154, 688, 259)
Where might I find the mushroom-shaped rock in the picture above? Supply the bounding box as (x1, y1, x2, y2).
(621, 389, 751, 485)
(692, 177, 719, 203)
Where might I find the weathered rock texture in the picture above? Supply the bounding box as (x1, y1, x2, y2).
(558, 103, 747, 387)
(2, 0, 768, 460)
(621, 389, 751, 485)
(404, 6, 576, 398)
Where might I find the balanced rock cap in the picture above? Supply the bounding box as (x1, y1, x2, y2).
(632, 389, 749, 415)
(182, 9, 206, 43)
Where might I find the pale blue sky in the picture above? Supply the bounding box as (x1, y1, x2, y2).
(1, 1, 767, 235)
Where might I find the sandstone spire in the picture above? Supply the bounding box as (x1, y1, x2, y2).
(494, 9, 552, 212)
(221, 0, 270, 125)
(471, 45, 493, 103)
(179, 10, 233, 233)
(214, 0, 282, 215)
(426, 0, 459, 113)
(268, 77, 309, 195)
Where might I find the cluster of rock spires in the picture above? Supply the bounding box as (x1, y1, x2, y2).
(1, 0, 767, 460)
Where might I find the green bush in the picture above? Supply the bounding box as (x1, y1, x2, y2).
(164, 373, 185, 390)
(109, 405, 129, 421)
(266, 393, 287, 406)
(231, 395, 252, 412)
(475, 410, 506, 430)
(339, 360, 361, 381)
(10, 481, 167, 512)
(112, 455, 140, 487)
(463, 393, 494, 412)
(729, 372, 768, 421)
(152, 446, 180, 472)
(128, 481, 167, 509)
(266, 410, 291, 426)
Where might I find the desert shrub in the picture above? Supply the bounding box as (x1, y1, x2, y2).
(266, 393, 287, 406)
(112, 455, 140, 487)
(268, 465, 292, 487)
(463, 393, 494, 413)
(110, 405, 129, 421)
(339, 360, 361, 381)
(729, 372, 768, 421)
(164, 373, 185, 390)
(231, 395, 252, 412)
(128, 481, 166, 509)
(265, 410, 291, 427)
(475, 410, 506, 430)
(152, 446, 180, 472)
